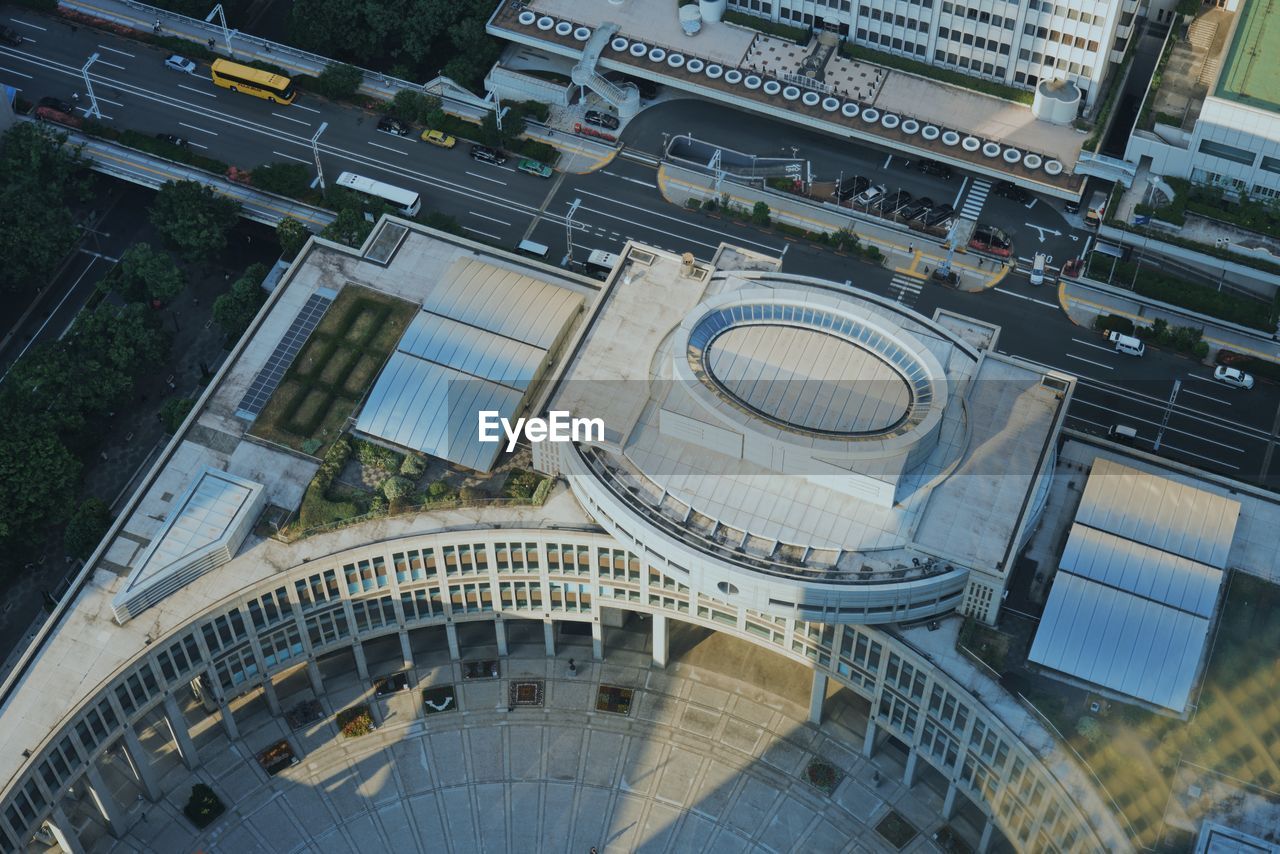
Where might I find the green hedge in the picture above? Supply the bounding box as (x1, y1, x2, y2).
(723, 10, 811, 44)
(1092, 314, 1135, 336)
(1086, 252, 1272, 330)
(80, 122, 230, 174)
(839, 42, 1033, 104)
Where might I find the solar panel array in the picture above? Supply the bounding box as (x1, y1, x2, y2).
(236, 293, 333, 419)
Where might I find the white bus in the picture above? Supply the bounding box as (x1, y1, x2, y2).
(335, 172, 421, 217)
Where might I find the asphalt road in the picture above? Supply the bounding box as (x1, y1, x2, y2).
(3, 9, 1279, 486)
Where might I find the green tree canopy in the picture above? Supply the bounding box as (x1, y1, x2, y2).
(276, 216, 311, 260)
(311, 63, 364, 100)
(149, 180, 242, 262)
(213, 263, 269, 340)
(67, 302, 171, 378)
(320, 206, 376, 249)
(0, 419, 82, 548)
(251, 162, 313, 199)
(106, 242, 185, 304)
(64, 497, 113, 560)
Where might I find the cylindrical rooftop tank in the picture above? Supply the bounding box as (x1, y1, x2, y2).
(700, 0, 727, 23)
(1032, 78, 1081, 125)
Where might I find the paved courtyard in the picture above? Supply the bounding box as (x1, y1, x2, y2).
(90, 624, 981, 853)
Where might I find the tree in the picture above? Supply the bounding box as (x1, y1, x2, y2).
(389, 90, 441, 125)
(64, 497, 112, 560)
(381, 475, 413, 500)
(276, 217, 310, 260)
(751, 201, 772, 226)
(106, 243, 184, 304)
(212, 263, 269, 340)
(0, 342, 131, 439)
(0, 420, 81, 548)
(311, 63, 364, 100)
(320, 206, 375, 249)
(149, 180, 241, 262)
(158, 396, 195, 434)
(67, 303, 170, 377)
(442, 14, 500, 90)
(251, 162, 313, 198)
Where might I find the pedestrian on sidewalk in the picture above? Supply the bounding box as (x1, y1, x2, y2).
(207, 38, 215, 50)
(153, 19, 161, 33)
(907, 242, 914, 254)
(568, 658, 577, 676)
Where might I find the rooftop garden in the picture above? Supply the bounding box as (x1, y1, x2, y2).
(722, 10, 811, 44)
(839, 42, 1033, 105)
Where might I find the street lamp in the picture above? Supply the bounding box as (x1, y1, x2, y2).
(204, 5, 232, 54)
(310, 121, 329, 191)
(80, 53, 103, 120)
(563, 198, 582, 268)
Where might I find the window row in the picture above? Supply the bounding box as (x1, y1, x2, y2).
(939, 28, 1013, 54)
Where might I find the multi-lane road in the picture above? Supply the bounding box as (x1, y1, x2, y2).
(3, 8, 1279, 486)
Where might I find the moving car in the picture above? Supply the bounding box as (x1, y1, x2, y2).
(0, 25, 23, 46)
(969, 225, 1012, 257)
(38, 96, 75, 114)
(899, 198, 933, 220)
(1108, 330, 1144, 356)
(469, 144, 507, 165)
(376, 116, 411, 137)
(164, 54, 197, 74)
(421, 129, 456, 148)
(854, 184, 887, 207)
(155, 133, 188, 147)
(1213, 365, 1255, 389)
(584, 109, 620, 130)
(994, 180, 1032, 204)
(834, 175, 870, 202)
(1029, 252, 1047, 285)
(517, 158, 553, 178)
(880, 190, 912, 214)
(922, 203, 956, 226)
(916, 159, 953, 179)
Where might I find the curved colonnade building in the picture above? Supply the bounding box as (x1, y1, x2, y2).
(0, 221, 1129, 853)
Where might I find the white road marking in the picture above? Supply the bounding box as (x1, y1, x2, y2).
(0, 65, 32, 78)
(463, 226, 502, 241)
(469, 211, 511, 226)
(96, 60, 126, 70)
(93, 96, 124, 107)
(1063, 353, 1113, 370)
(188, 141, 208, 149)
(178, 84, 216, 98)
(574, 189, 782, 254)
(600, 170, 656, 188)
(1070, 397, 1246, 452)
(882, 154, 892, 169)
(98, 45, 135, 57)
(1181, 387, 1231, 406)
(9, 18, 46, 30)
(951, 175, 969, 208)
(272, 111, 311, 126)
(466, 170, 507, 185)
(993, 287, 1057, 308)
(291, 103, 322, 114)
(178, 121, 217, 135)
(271, 150, 311, 164)
(1157, 441, 1241, 469)
(366, 141, 408, 155)
(1070, 337, 1115, 354)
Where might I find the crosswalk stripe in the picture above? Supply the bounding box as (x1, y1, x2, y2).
(888, 274, 923, 304)
(960, 178, 992, 221)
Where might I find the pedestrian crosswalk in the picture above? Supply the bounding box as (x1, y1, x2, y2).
(888, 273, 924, 307)
(959, 178, 992, 221)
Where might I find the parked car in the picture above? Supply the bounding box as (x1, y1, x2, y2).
(155, 133, 188, 147)
(38, 96, 75, 114)
(517, 158, 553, 178)
(469, 144, 507, 165)
(916, 159, 953, 179)
(994, 180, 1033, 204)
(376, 116, 411, 137)
(922, 203, 955, 226)
(834, 175, 870, 202)
(880, 190, 912, 215)
(421, 129, 456, 148)
(1213, 365, 1255, 389)
(854, 184, 887, 207)
(0, 25, 23, 46)
(1029, 252, 1048, 285)
(900, 198, 933, 220)
(969, 224, 1013, 257)
(584, 109, 620, 130)
(164, 54, 197, 74)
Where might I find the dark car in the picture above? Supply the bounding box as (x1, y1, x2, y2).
(155, 133, 188, 147)
(0, 25, 23, 46)
(834, 175, 871, 202)
(469, 144, 507, 165)
(900, 197, 933, 220)
(880, 190, 912, 214)
(38, 96, 75, 114)
(994, 180, 1032, 204)
(969, 225, 1013, 257)
(917, 159, 953, 180)
(376, 116, 411, 137)
(584, 109, 620, 130)
(922, 203, 956, 226)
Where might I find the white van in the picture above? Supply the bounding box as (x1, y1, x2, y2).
(1108, 330, 1145, 356)
(1029, 253, 1047, 286)
(517, 239, 550, 259)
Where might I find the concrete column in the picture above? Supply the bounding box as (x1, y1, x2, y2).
(367, 697, 385, 727)
(808, 671, 828, 724)
(217, 697, 239, 740)
(445, 623, 461, 660)
(651, 614, 668, 669)
(47, 804, 87, 854)
(399, 630, 415, 670)
(902, 746, 918, 788)
(543, 621, 556, 657)
(942, 782, 958, 820)
(494, 619, 509, 657)
(83, 765, 127, 839)
(978, 818, 995, 854)
(306, 660, 325, 696)
(591, 621, 603, 661)
(351, 641, 370, 681)
(120, 726, 162, 802)
(162, 694, 199, 770)
(262, 680, 282, 716)
(862, 719, 877, 758)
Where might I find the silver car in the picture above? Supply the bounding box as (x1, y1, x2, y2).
(164, 54, 197, 73)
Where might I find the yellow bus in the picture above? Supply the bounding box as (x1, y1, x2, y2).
(210, 59, 295, 104)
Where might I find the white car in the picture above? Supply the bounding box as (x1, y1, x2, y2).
(854, 184, 886, 207)
(164, 54, 197, 74)
(1213, 365, 1255, 389)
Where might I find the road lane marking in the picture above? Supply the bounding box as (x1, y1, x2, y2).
(951, 175, 969, 208)
(366, 141, 408, 155)
(600, 169, 657, 188)
(271, 150, 310, 164)
(96, 60, 126, 70)
(466, 170, 507, 185)
(470, 211, 511, 226)
(272, 111, 311, 126)
(177, 84, 215, 98)
(9, 19, 46, 30)
(178, 121, 217, 135)
(1070, 337, 1115, 354)
(993, 287, 1057, 308)
(187, 141, 208, 149)
(1064, 353, 1113, 370)
(292, 103, 321, 114)
(98, 45, 135, 57)
(463, 226, 502, 241)
(574, 189, 782, 254)
(1181, 387, 1231, 406)
(1157, 441, 1241, 469)
(0, 65, 32, 78)
(1069, 400, 1246, 452)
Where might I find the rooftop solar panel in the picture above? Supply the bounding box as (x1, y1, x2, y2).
(236, 292, 333, 419)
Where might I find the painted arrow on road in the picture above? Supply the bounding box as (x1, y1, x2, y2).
(1026, 223, 1062, 242)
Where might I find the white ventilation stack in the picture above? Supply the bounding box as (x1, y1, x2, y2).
(700, 0, 726, 23)
(1032, 78, 1081, 125)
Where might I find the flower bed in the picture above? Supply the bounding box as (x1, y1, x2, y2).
(802, 758, 844, 795)
(596, 685, 634, 715)
(182, 783, 225, 829)
(285, 698, 324, 731)
(874, 810, 919, 850)
(422, 685, 458, 715)
(337, 704, 375, 738)
(257, 740, 297, 775)
(509, 680, 544, 707)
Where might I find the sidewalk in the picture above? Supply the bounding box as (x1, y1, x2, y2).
(656, 164, 1011, 293)
(1058, 275, 1280, 365)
